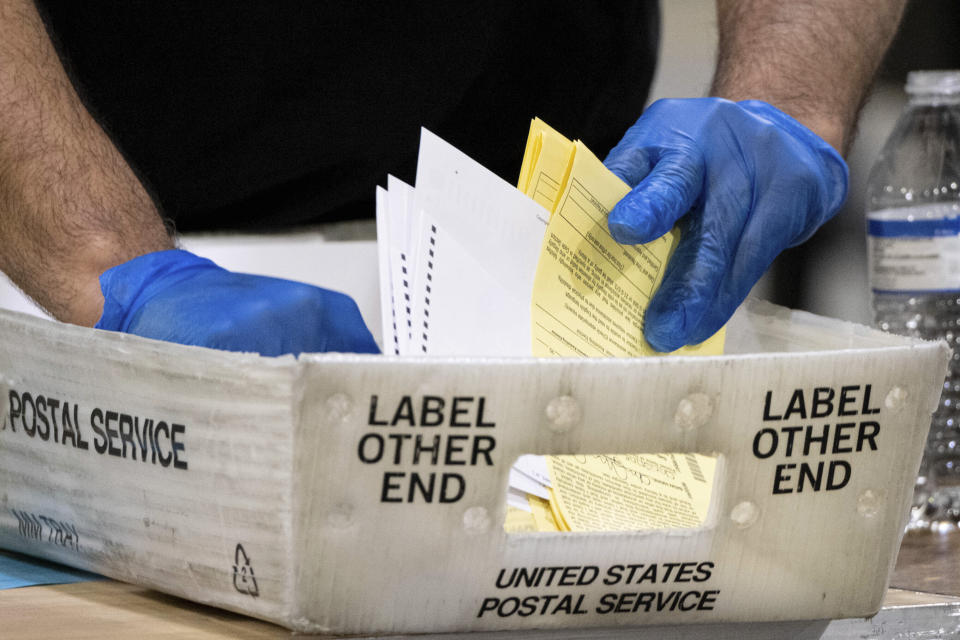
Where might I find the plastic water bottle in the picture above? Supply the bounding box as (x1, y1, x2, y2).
(867, 70, 960, 531)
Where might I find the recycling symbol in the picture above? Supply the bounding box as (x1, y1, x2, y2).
(232, 543, 259, 597)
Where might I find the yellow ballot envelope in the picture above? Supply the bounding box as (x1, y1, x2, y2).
(507, 453, 718, 533)
(520, 118, 725, 357)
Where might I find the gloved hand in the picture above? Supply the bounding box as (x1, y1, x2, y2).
(604, 98, 848, 352)
(95, 249, 380, 356)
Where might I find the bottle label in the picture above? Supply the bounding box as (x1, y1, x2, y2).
(868, 203, 960, 293)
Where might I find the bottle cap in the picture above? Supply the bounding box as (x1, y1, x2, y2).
(906, 70, 960, 96)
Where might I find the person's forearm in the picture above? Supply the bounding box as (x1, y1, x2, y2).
(0, 0, 173, 326)
(711, 0, 907, 153)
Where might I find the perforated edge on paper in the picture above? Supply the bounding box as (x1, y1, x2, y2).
(400, 252, 412, 349)
(421, 225, 437, 354)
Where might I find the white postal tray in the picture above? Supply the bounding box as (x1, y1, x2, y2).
(0, 300, 950, 634)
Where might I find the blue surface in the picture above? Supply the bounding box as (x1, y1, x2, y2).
(0, 549, 102, 590)
(869, 216, 960, 237)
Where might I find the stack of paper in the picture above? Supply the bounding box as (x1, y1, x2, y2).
(375, 130, 548, 356)
(520, 118, 725, 357)
(505, 453, 719, 533)
(375, 122, 724, 534)
(375, 120, 724, 358)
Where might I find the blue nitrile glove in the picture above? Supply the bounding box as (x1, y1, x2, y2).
(95, 249, 380, 356)
(604, 98, 848, 352)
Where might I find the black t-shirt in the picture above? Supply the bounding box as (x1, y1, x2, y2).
(35, 1, 659, 232)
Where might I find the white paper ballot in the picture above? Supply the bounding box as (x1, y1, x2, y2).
(386, 175, 417, 354)
(408, 130, 547, 356)
(413, 129, 547, 294)
(409, 213, 533, 356)
(374, 186, 397, 354)
(375, 129, 549, 357)
(513, 454, 551, 488)
(508, 488, 534, 513)
(509, 468, 550, 501)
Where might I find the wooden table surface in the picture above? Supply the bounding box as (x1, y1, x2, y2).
(0, 580, 291, 639)
(889, 529, 960, 595)
(2, 531, 958, 639)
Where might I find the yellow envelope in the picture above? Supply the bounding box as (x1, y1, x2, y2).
(520, 119, 725, 357)
(544, 454, 717, 532)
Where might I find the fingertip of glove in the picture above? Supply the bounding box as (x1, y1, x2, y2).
(643, 303, 688, 353)
(608, 220, 646, 246)
(608, 202, 655, 245)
